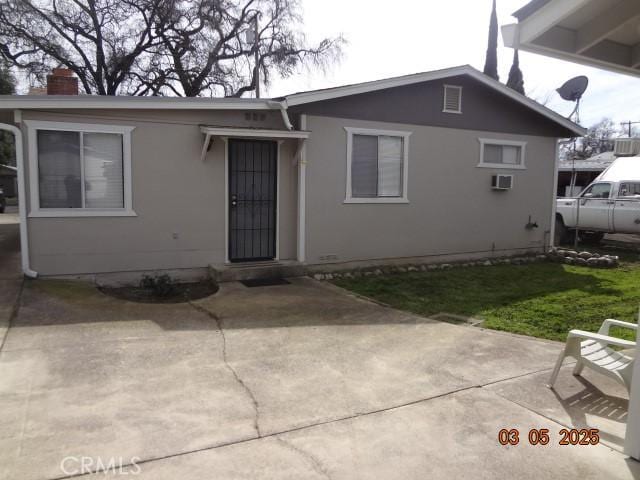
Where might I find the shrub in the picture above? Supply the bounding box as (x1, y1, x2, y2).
(140, 274, 175, 297)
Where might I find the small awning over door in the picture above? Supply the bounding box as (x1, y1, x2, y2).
(199, 126, 310, 161)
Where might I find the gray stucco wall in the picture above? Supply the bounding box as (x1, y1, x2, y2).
(303, 115, 557, 265)
(20, 109, 298, 276)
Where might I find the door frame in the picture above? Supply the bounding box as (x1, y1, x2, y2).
(224, 137, 282, 264)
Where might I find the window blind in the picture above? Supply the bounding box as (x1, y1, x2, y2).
(483, 144, 521, 165)
(377, 136, 402, 197)
(83, 133, 124, 208)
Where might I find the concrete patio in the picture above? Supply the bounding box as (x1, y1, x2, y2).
(0, 219, 638, 479)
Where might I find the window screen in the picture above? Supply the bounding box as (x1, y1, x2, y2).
(37, 129, 124, 209)
(351, 134, 404, 198)
(37, 130, 82, 208)
(351, 134, 378, 197)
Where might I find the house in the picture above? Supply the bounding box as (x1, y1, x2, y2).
(502, 0, 640, 464)
(0, 65, 583, 281)
(558, 150, 615, 197)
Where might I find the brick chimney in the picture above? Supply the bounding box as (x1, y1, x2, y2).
(46, 68, 79, 95)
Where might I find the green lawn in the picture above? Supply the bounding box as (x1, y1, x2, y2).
(332, 261, 640, 342)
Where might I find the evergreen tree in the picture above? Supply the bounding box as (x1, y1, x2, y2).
(0, 62, 16, 167)
(483, 0, 499, 81)
(0, 63, 15, 94)
(506, 49, 525, 95)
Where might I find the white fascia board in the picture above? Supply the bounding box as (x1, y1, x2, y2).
(518, 41, 640, 80)
(0, 96, 274, 110)
(517, 0, 592, 44)
(200, 126, 311, 139)
(502, 24, 520, 48)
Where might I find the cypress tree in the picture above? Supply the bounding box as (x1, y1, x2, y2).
(506, 49, 525, 95)
(483, 0, 499, 81)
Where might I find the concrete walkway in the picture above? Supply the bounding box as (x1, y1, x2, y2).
(0, 247, 637, 478)
(0, 209, 23, 352)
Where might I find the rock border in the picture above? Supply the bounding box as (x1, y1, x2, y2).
(547, 247, 619, 268)
(311, 254, 549, 281)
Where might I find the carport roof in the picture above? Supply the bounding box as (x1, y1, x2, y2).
(503, 0, 640, 78)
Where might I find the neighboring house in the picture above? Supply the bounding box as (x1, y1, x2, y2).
(0, 65, 583, 279)
(558, 150, 615, 197)
(0, 163, 17, 197)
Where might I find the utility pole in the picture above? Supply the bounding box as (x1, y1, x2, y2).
(621, 120, 640, 137)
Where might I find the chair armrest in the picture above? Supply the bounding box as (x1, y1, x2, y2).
(568, 329, 636, 348)
(598, 318, 638, 336)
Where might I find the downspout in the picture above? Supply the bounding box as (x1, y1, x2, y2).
(0, 123, 38, 278)
(268, 100, 293, 131)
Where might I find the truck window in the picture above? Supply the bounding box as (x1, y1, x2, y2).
(619, 183, 640, 197)
(582, 183, 611, 199)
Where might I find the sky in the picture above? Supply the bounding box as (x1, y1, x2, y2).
(264, 0, 640, 130)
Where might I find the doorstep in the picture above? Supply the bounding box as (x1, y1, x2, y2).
(209, 260, 306, 282)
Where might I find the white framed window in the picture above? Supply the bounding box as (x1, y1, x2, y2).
(25, 120, 136, 217)
(477, 138, 527, 170)
(344, 127, 411, 204)
(443, 85, 462, 114)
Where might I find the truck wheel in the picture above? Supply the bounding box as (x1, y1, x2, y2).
(554, 218, 569, 245)
(579, 232, 604, 245)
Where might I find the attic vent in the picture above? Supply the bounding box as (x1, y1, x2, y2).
(614, 138, 640, 157)
(443, 85, 462, 114)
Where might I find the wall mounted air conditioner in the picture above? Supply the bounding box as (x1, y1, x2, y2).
(614, 138, 640, 157)
(491, 174, 513, 190)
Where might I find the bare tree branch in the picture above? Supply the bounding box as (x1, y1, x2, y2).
(0, 0, 343, 97)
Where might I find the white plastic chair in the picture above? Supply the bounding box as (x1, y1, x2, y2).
(548, 318, 637, 392)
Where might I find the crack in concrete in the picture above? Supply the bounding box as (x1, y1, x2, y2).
(48, 366, 565, 480)
(189, 302, 262, 437)
(276, 437, 333, 480)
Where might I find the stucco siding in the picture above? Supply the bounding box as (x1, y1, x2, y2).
(304, 115, 557, 265)
(21, 109, 298, 276)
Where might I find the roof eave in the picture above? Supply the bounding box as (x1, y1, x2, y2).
(0, 96, 274, 110)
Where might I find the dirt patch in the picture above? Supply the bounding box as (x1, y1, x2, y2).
(100, 280, 219, 304)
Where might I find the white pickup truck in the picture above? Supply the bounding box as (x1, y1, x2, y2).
(556, 156, 640, 244)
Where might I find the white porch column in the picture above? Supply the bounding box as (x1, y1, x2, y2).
(625, 324, 640, 460)
(296, 114, 307, 263)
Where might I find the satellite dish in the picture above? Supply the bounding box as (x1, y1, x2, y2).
(556, 75, 589, 123)
(556, 76, 589, 102)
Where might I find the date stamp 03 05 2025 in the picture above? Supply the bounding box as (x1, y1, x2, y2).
(498, 428, 600, 447)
